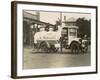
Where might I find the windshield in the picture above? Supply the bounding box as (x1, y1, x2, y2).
(69, 28, 77, 36)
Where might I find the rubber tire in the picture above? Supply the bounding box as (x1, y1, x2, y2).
(40, 42, 49, 52)
(70, 42, 80, 53)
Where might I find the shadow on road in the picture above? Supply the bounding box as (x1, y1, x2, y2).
(30, 51, 87, 55)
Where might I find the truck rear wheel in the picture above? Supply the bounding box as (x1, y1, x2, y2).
(70, 42, 80, 53)
(40, 42, 49, 52)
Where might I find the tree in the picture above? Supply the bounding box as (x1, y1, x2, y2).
(76, 18, 91, 38)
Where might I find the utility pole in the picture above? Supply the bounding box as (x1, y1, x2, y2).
(36, 11, 40, 21)
(60, 12, 62, 27)
(60, 12, 63, 53)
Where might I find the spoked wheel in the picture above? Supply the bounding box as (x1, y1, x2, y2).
(40, 42, 49, 52)
(71, 42, 80, 53)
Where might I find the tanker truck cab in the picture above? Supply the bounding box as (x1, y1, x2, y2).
(61, 18, 88, 53)
(61, 26, 80, 49)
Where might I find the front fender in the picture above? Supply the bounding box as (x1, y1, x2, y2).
(69, 38, 81, 45)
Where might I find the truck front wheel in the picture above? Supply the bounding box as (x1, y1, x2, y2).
(70, 42, 80, 53)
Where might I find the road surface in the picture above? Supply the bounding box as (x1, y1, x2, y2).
(23, 46, 91, 69)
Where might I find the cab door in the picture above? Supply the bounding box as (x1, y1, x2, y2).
(61, 28, 68, 48)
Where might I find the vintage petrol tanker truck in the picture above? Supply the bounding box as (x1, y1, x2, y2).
(33, 20, 88, 53)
